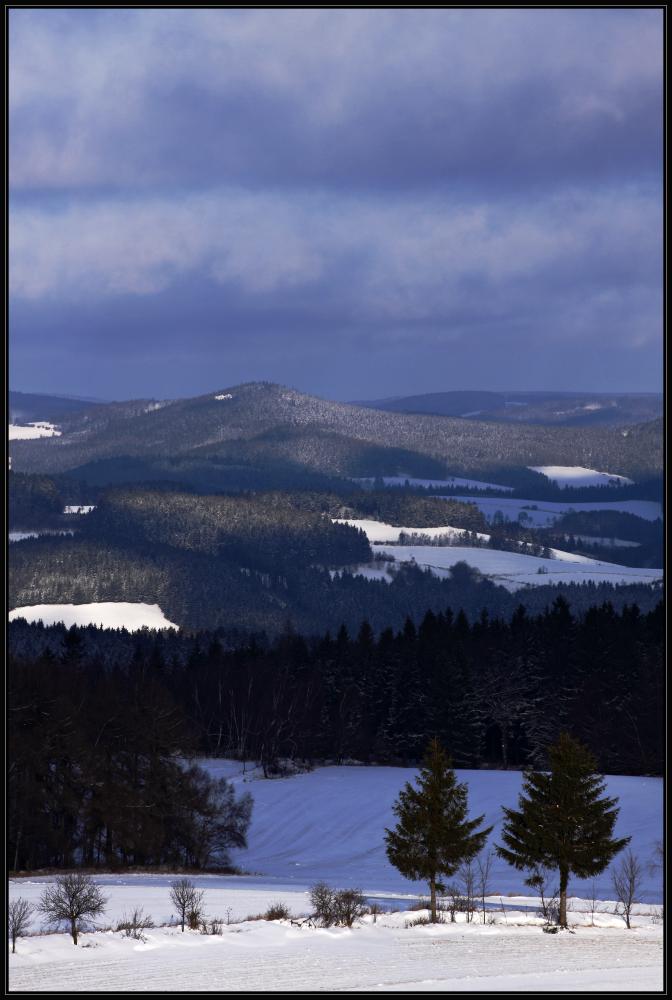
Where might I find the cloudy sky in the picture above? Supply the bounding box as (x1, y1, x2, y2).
(9, 9, 663, 401)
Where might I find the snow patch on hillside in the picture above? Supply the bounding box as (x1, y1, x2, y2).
(8, 421, 62, 439)
(530, 465, 634, 488)
(63, 505, 96, 514)
(8, 602, 177, 631)
(334, 518, 490, 544)
(337, 545, 662, 591)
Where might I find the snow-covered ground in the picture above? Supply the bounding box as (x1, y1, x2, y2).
(8, 602, 177, 631)
(442, 496, 663, 527)
(9, 530, 75, 543)
(63, 505, 96, 515)
(336, 545, 662, 591)
(529, 466, 634, 488)
(7, 905, 663, 993)
(354, 475, 514, 492)
(8, 763, 663, 991)
(8, 421, 62, 439)
(334, 518, 490, 544)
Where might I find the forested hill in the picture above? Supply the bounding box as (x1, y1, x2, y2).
(9, 382, 663, 482)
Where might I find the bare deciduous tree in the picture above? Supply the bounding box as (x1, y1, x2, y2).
(612, 850, 643, 929)
(9, 898, 33, 953)
(39, 874, 108, 945)
(169, 878, 205, 933)
(476, 851, 494, 925)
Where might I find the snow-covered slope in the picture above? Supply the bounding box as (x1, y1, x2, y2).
(529, 465, 634, 488)
(337, 545, 662, 590)
(334, 518, 490, 544)
(8, 421, 61, 439)
(8, 602, 177, 631)
(209, 762, 663, 903)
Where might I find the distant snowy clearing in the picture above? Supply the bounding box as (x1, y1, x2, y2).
(8, 421, 61, 440)
(443, 496, 663, 527)
(8, 602, 177, 631)
(6, 903, 663, 993)
(336, 545, 662, 591)
(529, 466, 634, 488)
(334, 518, 490, 544)
(63, 505, 96, 514)
(9, 530, 75, 543)
(355, 475, 514, 492)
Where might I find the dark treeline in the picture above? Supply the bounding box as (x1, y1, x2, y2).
(8, 639, 253, 872)
(10, 601, 663, 838)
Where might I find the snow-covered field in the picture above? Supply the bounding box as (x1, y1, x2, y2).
(9, 530, 75, 543)
(355, 475, 514, 492)
(529, 466, 634, 488)
(337, 545, 662, 590)
(7, 905, 664, 993)
(63, 505, 96, 515)
(8, 763, 663, 991)
(8, 602, 178, 631)
(442, 496, 663, 527)
(334, 518, 490, 544)
(8, 421, 61, 439)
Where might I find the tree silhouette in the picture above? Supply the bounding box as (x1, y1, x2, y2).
(496, 732, 630, 927)
(385, 738, 492, 921)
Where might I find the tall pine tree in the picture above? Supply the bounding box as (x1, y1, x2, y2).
(385, 738, 492, 921)
(496, 732, 630, 927)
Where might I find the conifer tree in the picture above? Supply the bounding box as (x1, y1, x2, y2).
(384, 738, 492, 922)
(496, 732, 630, 927)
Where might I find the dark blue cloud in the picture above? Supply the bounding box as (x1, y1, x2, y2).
(8, 8, 663, 398)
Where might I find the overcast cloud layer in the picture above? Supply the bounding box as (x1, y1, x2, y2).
(9, 9, 663, 400)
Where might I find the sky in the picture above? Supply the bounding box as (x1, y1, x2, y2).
(9, 9, 663, 402)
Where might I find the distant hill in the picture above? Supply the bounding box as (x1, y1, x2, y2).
(9, 391, 109, 424)
(8, 382, 663, 486)
(357, 390, 663, 427)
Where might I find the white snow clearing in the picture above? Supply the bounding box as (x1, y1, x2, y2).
(8, 763, 663, 991)
(530, 466, 634, 488)
(6, 904, 663, 993)
(334, 518, 490, 544)
(9, 530, 74, 542)
(63, 505, 96, 515)
(336, 545, 662, 591)
(442, 496, 663, 527)
(355, 476, 514, 492)
(8, 602, 178, 631)
(215, 393, 234, 400)
(8, 421, 62, 440)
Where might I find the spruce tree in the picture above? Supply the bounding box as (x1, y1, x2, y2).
(496, 732, 630, 927)
(384, 738, 492, 922)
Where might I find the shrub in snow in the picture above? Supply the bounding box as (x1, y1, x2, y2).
(309, 883, 367, 928)
(116, 907, 154, 941)
(264, 902, 291, 921)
